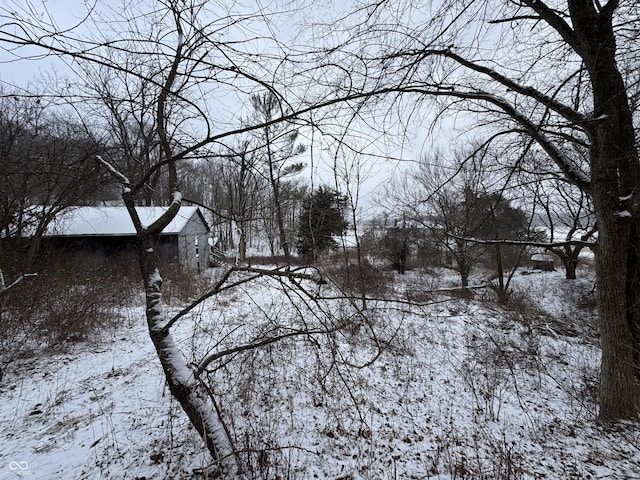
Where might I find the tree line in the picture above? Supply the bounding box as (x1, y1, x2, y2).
(0, 89, 352, 271)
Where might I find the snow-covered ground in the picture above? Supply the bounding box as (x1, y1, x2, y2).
(2, 266, 640, 479)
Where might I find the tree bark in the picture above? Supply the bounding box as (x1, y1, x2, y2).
(266, 131, 291, 261)
(136, 231, 240, 476)
(458, 258, 470, 289)
(563, 255, 578, 281)
(516, 0, 639, 419)
(574, 3, 640, 420)
(593, 212, 638, 420)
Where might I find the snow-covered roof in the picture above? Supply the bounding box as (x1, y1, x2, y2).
(336, 230, 358, 249)
(531, 253, 554, 262)
(42, 206, 206, 237)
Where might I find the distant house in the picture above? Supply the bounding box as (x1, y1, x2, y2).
(39, 206, 211, 271)
(531, 253, 555, 271)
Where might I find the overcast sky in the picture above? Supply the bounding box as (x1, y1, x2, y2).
(0, 0, 465, 218)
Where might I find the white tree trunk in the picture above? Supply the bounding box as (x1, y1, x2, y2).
(143, 265, 242, 477)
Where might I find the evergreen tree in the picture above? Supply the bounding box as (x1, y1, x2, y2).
(296, 185, 347, 262)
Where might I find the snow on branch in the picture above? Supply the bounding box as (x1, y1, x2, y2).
(447, 233, 596, 250)
(95, 155, 131, 190)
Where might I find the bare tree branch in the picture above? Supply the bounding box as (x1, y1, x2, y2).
(447, 233, 596, 251)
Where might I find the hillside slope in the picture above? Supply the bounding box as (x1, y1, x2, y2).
(1, 268, 639, 479)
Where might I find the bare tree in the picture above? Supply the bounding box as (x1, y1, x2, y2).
(178, 152, 265, 258)
(408, 150, 489, 289)
(0, 91, 108, 272)
(249, 92, 306, 261)
(0, 1, 385, 474)
(318, 0, 640, 421)
(78, 62, 170, 206)
(217, 142, 264, 261)
(0, 1, 295, 474)
(3, 4, 637, 477)
(531, 174, 597, 280)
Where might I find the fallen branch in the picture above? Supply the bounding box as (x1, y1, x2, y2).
(0, 270, 38, 293)
(447, 233, 596, 250)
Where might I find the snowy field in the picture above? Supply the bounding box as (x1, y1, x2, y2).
(2, 265, 640, 479)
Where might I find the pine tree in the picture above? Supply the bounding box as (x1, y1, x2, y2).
(296, 186, 348, 262)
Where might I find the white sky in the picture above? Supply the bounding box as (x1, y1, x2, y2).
(0, 0, 468, 219)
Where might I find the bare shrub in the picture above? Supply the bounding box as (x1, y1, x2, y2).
(460, 335, 511, 422)
(404, 270, 443, 303)
(502, 288, 551, 333)
(325, 258, 394, 298)
(0, 255, 140, 379)
(162, 266, 208, 303)
(430, 419, 526, 480)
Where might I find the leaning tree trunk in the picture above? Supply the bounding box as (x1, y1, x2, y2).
(137, 232, 241, 475)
